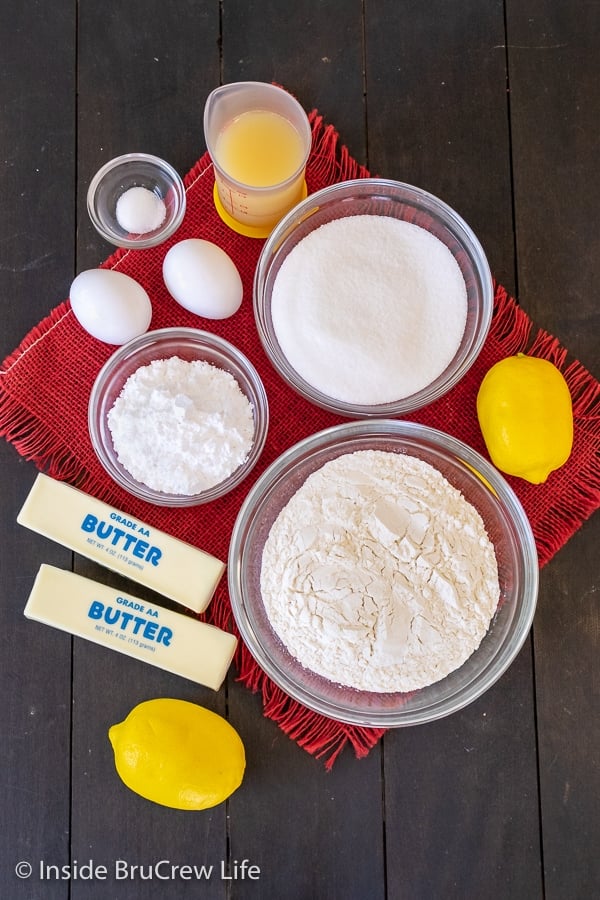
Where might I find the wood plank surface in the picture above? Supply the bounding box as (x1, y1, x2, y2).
(222, 6, 387, 899)
(0, 2, 75, 899)
(0, 1, 598, 899)
(366, 3, 542, 897)
(365, 0, 517, 289)
(506, 1, 600, 897)
(70, 5, 228, 899)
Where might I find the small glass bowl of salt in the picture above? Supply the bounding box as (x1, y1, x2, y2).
(87, 153, 186, 249)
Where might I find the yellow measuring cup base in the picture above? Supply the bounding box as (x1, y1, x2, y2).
(212, 181, 308, 239)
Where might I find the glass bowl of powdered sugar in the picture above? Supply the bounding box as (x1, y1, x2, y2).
(228, 420, 538, 727)
(254, 178, 493, 417)
(88, 328, 269, 506)
(87, 153, 186, 249)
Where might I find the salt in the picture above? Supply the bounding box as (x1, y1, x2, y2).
(271, 215, 468, 405)
(115, 186, 167, 234)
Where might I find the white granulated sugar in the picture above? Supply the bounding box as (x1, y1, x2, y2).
(261, 450, 500, 693)
(271, 215, 468, 405)
(107, 356, 254, 494)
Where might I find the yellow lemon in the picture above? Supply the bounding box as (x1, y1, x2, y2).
(108, 698, 245, 810)
(476, 353, 573, 484)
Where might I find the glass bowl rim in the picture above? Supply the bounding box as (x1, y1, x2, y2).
(228, 418, 538, 726)
(86, 152, 187, 249)
(253, 177, 494, 418)
(88, 326, 269, 506)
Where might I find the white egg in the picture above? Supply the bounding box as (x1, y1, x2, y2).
(162, 238, 243, 319)
(69, 269, 152, 345)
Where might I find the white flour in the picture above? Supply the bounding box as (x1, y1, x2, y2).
(271, 215, 468, 404)
(107, 356, 254, 494)
(261, 450, 500, 693)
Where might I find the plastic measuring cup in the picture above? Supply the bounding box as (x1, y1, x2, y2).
(203, 82, 312, 238)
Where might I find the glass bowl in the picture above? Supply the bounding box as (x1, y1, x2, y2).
(88, 328, 269, 507)
(228, 420, 538, 727)
(87, 153, 186, 249)
(253, 178, 494, 417)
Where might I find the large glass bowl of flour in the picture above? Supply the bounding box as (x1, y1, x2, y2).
(254, 178, 493, 417)
(88, 328, 269, 506)
(228, 420, 538, 727)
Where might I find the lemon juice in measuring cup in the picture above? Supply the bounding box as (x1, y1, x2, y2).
(204, 81, 311, 237)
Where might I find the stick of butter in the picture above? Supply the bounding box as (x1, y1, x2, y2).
(24, 565, 237, 690)
(17, 474, 224, 614)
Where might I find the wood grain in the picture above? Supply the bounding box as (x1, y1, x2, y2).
(0, 1, 597, 898)
(0, 1, 75, 898)
(506, 2, 600, 896)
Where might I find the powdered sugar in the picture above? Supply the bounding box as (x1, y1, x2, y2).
(107, 356, 254, 494)
(271, 215, 468, 404)
(260, 450, 500, 693)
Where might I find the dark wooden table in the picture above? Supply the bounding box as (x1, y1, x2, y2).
(1, 3, 598, 898)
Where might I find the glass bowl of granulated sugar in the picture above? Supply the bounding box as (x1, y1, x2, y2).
(254, 178, 493, 417)
(228, 420, 538, 727)
(88, 328, 269, 506)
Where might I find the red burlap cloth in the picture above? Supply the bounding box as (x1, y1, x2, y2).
(1, 112, 599, 767)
